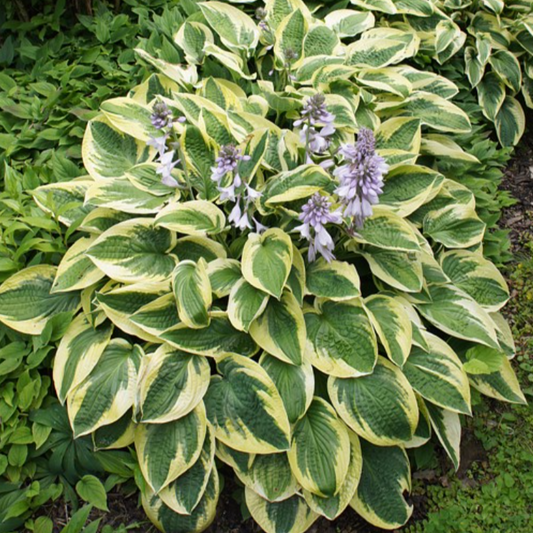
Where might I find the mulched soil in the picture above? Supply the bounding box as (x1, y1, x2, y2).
(499, 130, 533, 256)
(42, 130, 533, 532)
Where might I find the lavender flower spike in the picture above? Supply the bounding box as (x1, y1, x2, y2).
(295, 94, 336, 162)
(211, 145, 250, 186)
(334, 128, 388, 229)
(151, 100, 173, 130)
(295, 193, 342, 262)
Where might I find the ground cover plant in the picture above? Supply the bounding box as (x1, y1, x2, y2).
(0, 1, 182, 530)
(0, 0, 530, 532)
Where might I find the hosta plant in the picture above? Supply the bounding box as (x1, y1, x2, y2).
(386, 0, 533, 146)
(0, 1, 526, 532)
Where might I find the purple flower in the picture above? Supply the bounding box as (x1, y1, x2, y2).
(151, 100, 173, 130)
(211, 145, 262, 232)
(334, 128, 388, 228)
(156, 149, 180, 188)
(295, 94, 336, 161)
(147, 134, 169, 156)
(294, 94, 335, 128)
(211, 145, 250, 186)
(294, 193, 342, 262)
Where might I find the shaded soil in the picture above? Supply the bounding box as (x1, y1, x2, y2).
(500, 132, 533, 256)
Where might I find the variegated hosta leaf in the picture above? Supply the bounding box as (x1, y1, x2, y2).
(424, 401, 461, 470)
(206, 43, 257, 80)
(477, 72, 506, 122)
(82, 116, 151, 181)
(67, 339, 142, 438)
(365, 294, 412, 367)
(286, 245, 306, 305)
(162, 314, 258, 358)
(131, 294, 180, 338)
(403, 332, 471, 415)
(142, 464, 219, 533)
(199, 1, 259, 53)
(100, 97, 159, 142)
(138, 344, 210, 424)
(351, 441, 412, 530)
(262, 165, 332, 205)
(228, 279, 269, 332)
(470, 358, 527, 405)
(249, 452, 299, 503)
(54, 314, 113, 404)
(416, 284, 500, 349)
(204, 354, 291, 454)
(172, 259, 212, 329)
(361, 246, 423, 293)
(420, 134, 480, 163)
(174, 21, 214, 65)
(351, 208, 421, 252)
(400, 68, 458, 100)
(206, 258, 242, 298)
(159, 427, 215, 515)
(85, 178, 173, 215)
(0, 266, 80, 335)
(345, 36, 409, 68)
(265, 0, 312, 30)
(401, 92, 471, 133)
(93, 409, 136, 451)
(304, 24, 339, 57)
(274, 8, 308, 66)
(329, 357, 419, 446)
(489, 50, 522, 94)
(242, 228, 293, 299)
(32, 179, 93, 226)
(303, 430, 363, 520)
(156, 200, 226, 236)
(356, 68, 412, 98)
(324, 9, 375, 38)
(394, 0, 433, 16)
(305, 259, 360, 301)
(490, 311, 515, 358)
(96, 282, 168, 343)
(304, 298, 378, 378)
(215, 440, 253, 479)
(79, 207, 131, 235)
(404, 396, 432, 449)
(440, 250, 509, 312)
(136, 402, 207, 493)
(173, 235, 227, 263)
(495, 96, 526, 147)
(376, 117, 421, 154)
(249, 291, 306, 366)
(288, 397, 350, 498)
(86, 218, 177, 284)
(380, 165, 444, 217)
(259, 353, 314, 424)
(245, 489, 318, 533)
(127, 163, 180, 197)
(135, 49, 199, 88)
(423, 204, 485, 249)
(350, 0, 397, 14)
(52, 237, 105, 293)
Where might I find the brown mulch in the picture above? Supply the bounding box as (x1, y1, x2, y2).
(499, 131, 533, 256)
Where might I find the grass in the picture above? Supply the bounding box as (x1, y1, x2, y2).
(405, 242, 533, 533)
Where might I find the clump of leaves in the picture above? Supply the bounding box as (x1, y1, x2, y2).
(391, 0, 533, 146)
(0, 1, 526, 533)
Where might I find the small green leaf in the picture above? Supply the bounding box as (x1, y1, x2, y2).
(76, 475, 109, 511)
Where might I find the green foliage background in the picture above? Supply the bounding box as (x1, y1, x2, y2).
(0, 1, 531, 532)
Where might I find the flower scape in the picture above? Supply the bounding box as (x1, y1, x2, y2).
(0, 1, 526, 533)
